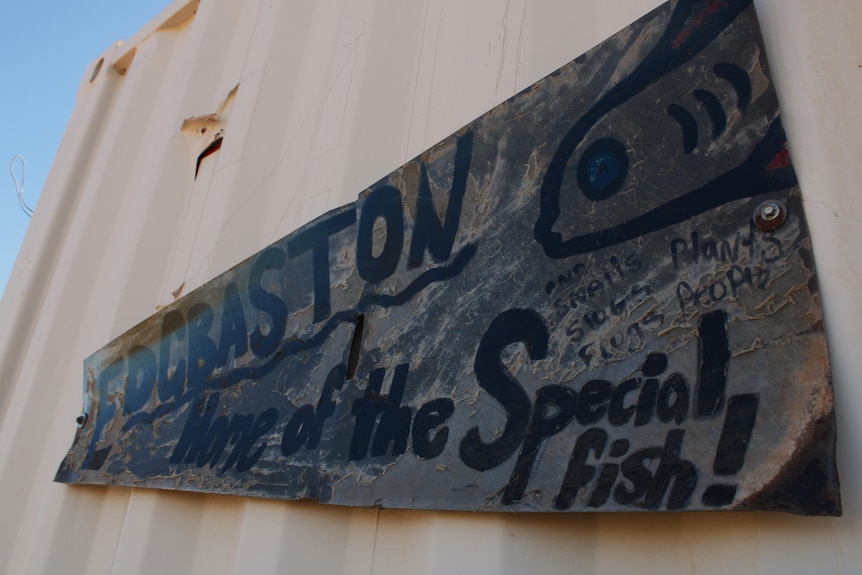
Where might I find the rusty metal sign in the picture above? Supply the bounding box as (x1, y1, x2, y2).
(57, 0, 840, 515)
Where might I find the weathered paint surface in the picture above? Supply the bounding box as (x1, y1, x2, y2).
(56, 0, 839, 515)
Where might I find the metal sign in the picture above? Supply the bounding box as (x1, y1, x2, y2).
(57, 0, 840, 515)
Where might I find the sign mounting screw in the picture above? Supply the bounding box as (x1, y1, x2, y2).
(754, 200, 787, 231)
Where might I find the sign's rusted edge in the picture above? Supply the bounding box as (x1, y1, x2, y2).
(56, 0, 840, 515)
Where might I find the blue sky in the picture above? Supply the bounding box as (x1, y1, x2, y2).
(1, 0, 169, 297)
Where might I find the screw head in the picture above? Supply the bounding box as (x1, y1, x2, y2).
(76, 413, 88, 428)
(754, 200, 787, 231)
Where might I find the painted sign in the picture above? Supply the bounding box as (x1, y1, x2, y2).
(57, 0, 840, 515)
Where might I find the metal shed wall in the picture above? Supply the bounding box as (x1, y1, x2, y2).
(0, 0, 859, 573)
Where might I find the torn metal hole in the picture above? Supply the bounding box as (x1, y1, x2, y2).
(194, 136, 223, 179)
(346, 314, 365, 380)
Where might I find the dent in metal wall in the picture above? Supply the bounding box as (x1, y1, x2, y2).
(1, 0, 861, 573)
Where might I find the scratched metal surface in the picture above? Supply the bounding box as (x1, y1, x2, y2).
(54, 0, 838, 515)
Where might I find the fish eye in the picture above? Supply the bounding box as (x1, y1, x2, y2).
(577, 138, 629, 201)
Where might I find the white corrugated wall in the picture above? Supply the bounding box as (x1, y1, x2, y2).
(1, 0, 860, 572)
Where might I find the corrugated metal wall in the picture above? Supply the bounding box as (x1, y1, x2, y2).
(1, 0, 860, 573)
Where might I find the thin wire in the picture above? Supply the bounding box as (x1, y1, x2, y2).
(9, 154, 33, 217)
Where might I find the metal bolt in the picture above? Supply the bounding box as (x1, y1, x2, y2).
(76, 413, 88, 428)
(754, 200, 787, 231)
